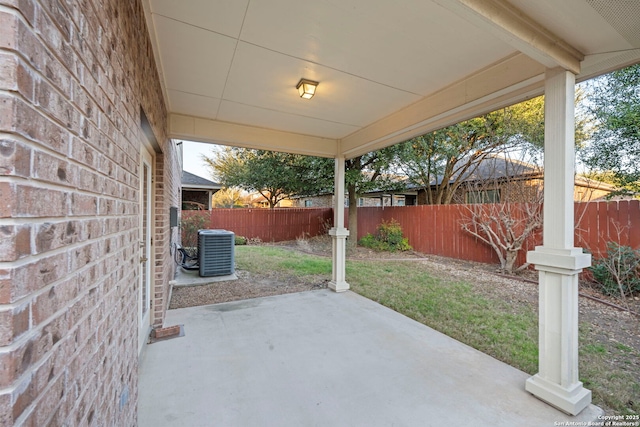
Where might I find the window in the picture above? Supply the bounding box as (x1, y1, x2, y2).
(466, 189, 500, 204)
(304, 200, 313, 207)
(357, 198, 365, 207)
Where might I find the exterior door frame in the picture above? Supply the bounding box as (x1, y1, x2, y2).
(138, 145, 154, 355)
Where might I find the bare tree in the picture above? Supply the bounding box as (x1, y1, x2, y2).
(459, 153, 543, 274)
(589, 220, 640, 307)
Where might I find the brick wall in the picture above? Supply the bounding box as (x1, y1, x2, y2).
(0, 0, 179, 425)
(295, 195, 335, 208)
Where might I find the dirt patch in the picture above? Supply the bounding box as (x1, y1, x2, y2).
(169, 269, 328, 309)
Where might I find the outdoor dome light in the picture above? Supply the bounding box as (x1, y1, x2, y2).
(296, 79, 318, 99)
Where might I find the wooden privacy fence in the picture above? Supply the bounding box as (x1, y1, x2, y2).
(356, 200, 640, 264)
(207, 208, 333, 242)
(183, 200, 639, 264)
(574, 200, 640, 257)
(357, 205, 511, 264)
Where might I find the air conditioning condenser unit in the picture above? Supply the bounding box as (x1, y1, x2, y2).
(198, 229, 235, 277)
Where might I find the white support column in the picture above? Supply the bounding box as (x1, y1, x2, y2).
(526, 68, 592, 415)
(329, 156, 350, 292)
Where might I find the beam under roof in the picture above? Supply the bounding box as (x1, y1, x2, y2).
(170, 115, 339, 158)
(434, 0, 584, 74)
(341, 53, 545, 158)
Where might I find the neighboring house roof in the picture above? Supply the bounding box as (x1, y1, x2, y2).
(181, 171, 222, 190)
(294, 155, 617, 199)
(414, 154, 540, 187)
(450, 155, 539, 184)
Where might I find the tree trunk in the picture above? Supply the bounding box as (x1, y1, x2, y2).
(503, 249, 518, 273)
(347, 183, 358, 250)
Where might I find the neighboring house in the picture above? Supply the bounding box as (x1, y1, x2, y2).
(297, 155, 615, 207)
(296, 192, 416, 208)
(182, 170, 222, 210)
(248, 192, 296, 208)
(295, 173, 418, 208)
(416, 155, 616, 204)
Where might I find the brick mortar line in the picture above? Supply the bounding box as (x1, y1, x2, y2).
(6, 291, 138, 418)
(0, 42, 142, 164)
(0, 267, 133, 326)
(0, 275, 111, 360)
(0, 170, 141, 197)
(0, 131, 141, 190)
(0, 5, 126, 127)
(5, 245, 134, 315)
(0, 110, 141, 183)
(0, 180, 141, 205)
(0, 225, 138, 268)
(0, 214, 136, 227)
(12, 315, 123, 425)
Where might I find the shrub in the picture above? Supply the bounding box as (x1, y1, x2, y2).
(180, 213, 209, 257)
(235, 236, 247, 245)
(247, 237, 262, 245)
(359, 219, 412, 252)
(589, 242, 640, 298)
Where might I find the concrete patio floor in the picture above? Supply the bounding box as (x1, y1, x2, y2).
(138, 290, 602, 427)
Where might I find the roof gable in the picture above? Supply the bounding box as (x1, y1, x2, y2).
(182, 171, 221, 189)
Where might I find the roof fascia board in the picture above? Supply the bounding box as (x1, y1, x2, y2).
(183, 185, 222, 190)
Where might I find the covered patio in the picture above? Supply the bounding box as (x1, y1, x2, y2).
(139, 290, 602, 426)
(141, 0, 640, 417)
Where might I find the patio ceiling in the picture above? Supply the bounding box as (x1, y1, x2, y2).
(142, 0, 640, 159)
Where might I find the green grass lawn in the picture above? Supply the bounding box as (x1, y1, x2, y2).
(235, 245, 639, 415)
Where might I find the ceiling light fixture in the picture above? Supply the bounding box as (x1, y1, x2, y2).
(296, 79, 318, 99)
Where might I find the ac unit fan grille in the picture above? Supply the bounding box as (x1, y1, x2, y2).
(198, 230, 235, 277)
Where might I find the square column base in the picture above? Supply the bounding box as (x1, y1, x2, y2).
(526, 374, 591, 415)
(329, 227, 350, 292)
(328, 281, 349, 292)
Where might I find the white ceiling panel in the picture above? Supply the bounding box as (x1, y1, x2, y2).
(168, 90, 221, 120)
(217, 101, 360, 139)
(223, 42, 421, 127)
(153, 14, 236, 98)
(142, 0, 640, 158)
(150, 0, 248, 38)
(240, 0, 514, 95)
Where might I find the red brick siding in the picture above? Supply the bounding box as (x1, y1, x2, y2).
(0, 0, 179, 426)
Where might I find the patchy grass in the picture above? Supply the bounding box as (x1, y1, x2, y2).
(234, 245, 639, 415)
(579, 323, 640, 415)
(236, 245, 331, 277)
(346, 260, 539, 376)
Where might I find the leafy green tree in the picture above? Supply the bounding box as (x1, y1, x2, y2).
(345, 147, 403, 249)
(202, 145, 401, 248)
(202, 147, 333, 208)
(580, 64, 640, 196)
(396, 97, 547, 205)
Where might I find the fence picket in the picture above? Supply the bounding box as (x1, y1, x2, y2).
(183, 200, 638, 264)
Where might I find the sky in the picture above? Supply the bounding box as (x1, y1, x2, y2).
(181, 140, 221, 181)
